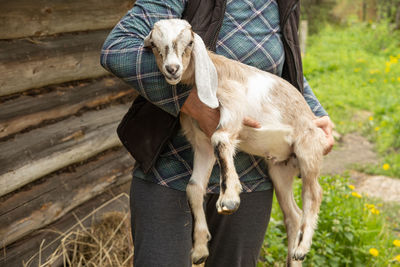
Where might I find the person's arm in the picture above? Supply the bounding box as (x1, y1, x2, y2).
(100, 0, 189, 117)
(302, 77, 328, 117)
(302, 77, 334, 154)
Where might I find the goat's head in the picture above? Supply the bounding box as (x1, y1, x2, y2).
(144, 19, 219, 108)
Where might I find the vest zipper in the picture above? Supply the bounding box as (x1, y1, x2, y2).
(210, 0, 228, 51)
(282, 1, 299, 29)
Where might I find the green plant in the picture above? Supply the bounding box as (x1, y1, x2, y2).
(302, 21, 400, 177)
(259, 176, 400, 266)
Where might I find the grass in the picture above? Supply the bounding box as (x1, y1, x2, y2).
(303, 21, 400, 177)
(23, 194, 133, 267)
(259, 21, 400, 266)
(260, 176, 400, 266)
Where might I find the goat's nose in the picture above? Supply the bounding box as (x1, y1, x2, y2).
(166, 64, 180, 75)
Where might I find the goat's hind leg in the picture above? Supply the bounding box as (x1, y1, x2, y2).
(187, 141, 216, 265)
(291, 141, 324, 261)
(268, 158, 302, 267)
(212, 130, 242, 214)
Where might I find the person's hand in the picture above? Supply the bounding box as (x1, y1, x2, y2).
(182, 88, 261, 138)
(243, 117, 261, 128)
(314, 116, 335, 155)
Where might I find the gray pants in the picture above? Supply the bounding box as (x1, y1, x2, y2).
(130, 177, 273, 267)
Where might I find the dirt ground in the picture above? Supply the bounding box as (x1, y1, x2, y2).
(322, 132, 400, 203)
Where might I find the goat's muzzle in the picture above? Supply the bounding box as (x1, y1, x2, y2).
(163, 64, 182, 85)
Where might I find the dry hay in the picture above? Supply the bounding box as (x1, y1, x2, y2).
(26, 211, 133, 267)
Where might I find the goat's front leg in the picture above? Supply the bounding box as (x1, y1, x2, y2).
(211, 130, 242, 214)
(187, 141, 216, 265)
(268, 158, 303, 267)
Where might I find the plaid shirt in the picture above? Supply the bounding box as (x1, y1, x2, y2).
(101, 0, 327, 193)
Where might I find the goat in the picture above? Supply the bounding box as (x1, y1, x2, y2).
(144, 19, 327, 266)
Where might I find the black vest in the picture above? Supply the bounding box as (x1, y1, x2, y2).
(117, 0, 303, 173)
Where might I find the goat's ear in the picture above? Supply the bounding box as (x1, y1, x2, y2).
(192, 33, 219, 109)
(143, 31, 152, 47)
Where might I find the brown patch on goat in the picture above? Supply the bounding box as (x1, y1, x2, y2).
(209, 53, 249, 88)
(215, 143, 228, 193)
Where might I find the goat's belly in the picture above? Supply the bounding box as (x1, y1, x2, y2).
(238, 125, 293, 162)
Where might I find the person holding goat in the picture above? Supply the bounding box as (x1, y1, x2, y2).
(101, 0, 334, 266)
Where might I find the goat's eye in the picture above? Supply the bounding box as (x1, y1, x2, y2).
(188, 41, 193, 46)
(150, 41, 155, 48)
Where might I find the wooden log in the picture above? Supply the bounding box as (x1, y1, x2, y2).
(0, 0, 134, 39)
(0, 77, 136, 139)
(0, 104, 130, 197)
(0, 30, 110, 97)
(0, 148, 134, 247)
(0, 183, 131, 267)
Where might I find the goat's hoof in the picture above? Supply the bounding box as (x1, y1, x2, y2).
(216, 199, 240, 214)
(193, 255, 208, 265)
(191, 247, 209, 265)
(292, 232, 308, 262)
(292, 251, 306, 261)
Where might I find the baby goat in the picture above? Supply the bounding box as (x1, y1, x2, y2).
(144, 19, 327, 266)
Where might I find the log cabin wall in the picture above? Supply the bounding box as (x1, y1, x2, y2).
(0, 1, 137, 265)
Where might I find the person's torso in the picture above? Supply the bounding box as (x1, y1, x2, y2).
(134, 0, 285, 192)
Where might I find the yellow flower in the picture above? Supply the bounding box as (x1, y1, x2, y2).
(394, 254, 400, 262)
(383, 163, 390, 170)
(384, 79, 388, 83)
(354, 68, 361, 73)
(348, 184, 355, 190)
(369, 116, 373, 121)
(370, 208, 380, 215)
(369, 69, 380, 74)
(369, 248, 379, 257)
(365, 204, 375, 209)
(351, 191, 362, 198)
(368, 79, 376, 83)
(374, 127, 380, 131)
(394, 240, 400, 247)
(389, 56, 398, 64)
(385, 62, 391, 73)
(356, 58, 366, 63)
(397, 77, 400, 82)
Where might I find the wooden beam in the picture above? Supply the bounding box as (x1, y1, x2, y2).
(0, 183, 131, 267)
(0, 0, 134, 39)
(0, 148, 133, 248)
(0, 104, 130, 197)
(0, 77, 136, 139)
(0, 30, 111, 96)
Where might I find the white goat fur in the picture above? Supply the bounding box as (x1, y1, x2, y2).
(144, 19, 327, 266)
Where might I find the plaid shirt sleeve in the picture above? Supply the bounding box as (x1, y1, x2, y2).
(100, 0, 189, 117)
(303, 76, 328, 117)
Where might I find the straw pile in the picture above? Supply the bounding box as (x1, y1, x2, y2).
(28, 211, 133, 267)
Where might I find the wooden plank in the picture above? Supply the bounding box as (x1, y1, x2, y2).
(0, 184, 131, 267)
(0, 148, 134, 247)
(0, 0, 134, 39)
(0, 30, 110, 96)
(0, 104, 130, 197)
(0, 77, 136, 139)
